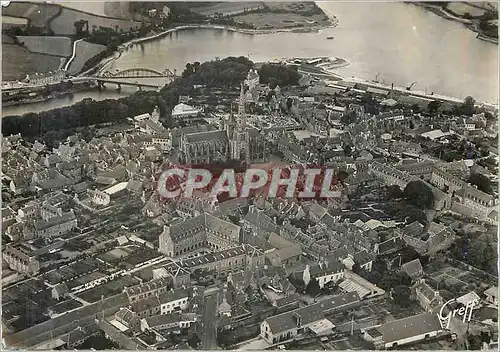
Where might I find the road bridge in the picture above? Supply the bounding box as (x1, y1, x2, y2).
(76, 67, 177, 89)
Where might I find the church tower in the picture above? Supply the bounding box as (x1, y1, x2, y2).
(151, 105, 160, 124)
(229, 83, 250, 163)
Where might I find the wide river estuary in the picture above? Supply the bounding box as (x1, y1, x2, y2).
(3, 2, 498, 117)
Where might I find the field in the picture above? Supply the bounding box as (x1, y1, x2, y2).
(233, 12, 328, 29)
(446, 2, 486, 17)
(17, 36, 72, 57)
(265, 2, 325, 15)
(2, 44, 62, 81)
(55, 2, 133, 19)
(1, 2, 60, 27)
(2, 34, 15, 44)
(68, 40, 107, 75)
(50, 7, 140, 36)
(191, 2, 264, 16)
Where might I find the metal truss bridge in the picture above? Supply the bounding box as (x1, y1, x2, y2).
(99, 68, 176, 79)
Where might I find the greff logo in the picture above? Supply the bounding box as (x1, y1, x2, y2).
(156, 162, 341, 200)
(438, 298, 478, 330)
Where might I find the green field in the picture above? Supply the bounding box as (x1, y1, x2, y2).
(1, 2, 60, 27)
(17, 36, 72, 57)
(68, 40, 107, 75)
(50, 7, 140, 36)
(2, 44, 62, 81)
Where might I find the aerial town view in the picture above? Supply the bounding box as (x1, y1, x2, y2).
(1, 1, 499, 350)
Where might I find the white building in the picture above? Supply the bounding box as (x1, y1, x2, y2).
(484, 286, 498, 306)
(171, 103, 200, 119)
(364, 313, 443, 349)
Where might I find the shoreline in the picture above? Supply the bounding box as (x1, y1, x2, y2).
(412, 2, 498, 45)
(91, 20, 339, 77)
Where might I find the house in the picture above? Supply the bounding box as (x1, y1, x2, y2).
(266, 233, 302, 266)
(456, 291, 482, 309)
(308, 261, 345, 289)
(400, 259, 423, 280)
(353, 250, 374, 272)
(3, 244, 40, 275)
(411, 279, 443, 313)
(367, 313, 443, 349)
(125, 277, 171, 303)
(339, 270, 385, 299)
(2, 207, 16, 230)
(260, 292, 359, 344)
(140, 312, 197, 333)
(484, 286, 498, 306)
(34, 210, 77, 238)
(131, 288, 191, 318)
(114, 307, 141, 332)
(266, 245, 302, 267)
(51, 283, 69, 300)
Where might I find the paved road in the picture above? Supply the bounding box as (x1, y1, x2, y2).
(202, 291, 219, 350)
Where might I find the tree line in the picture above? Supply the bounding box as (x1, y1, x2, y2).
(2, 56, 254, 144)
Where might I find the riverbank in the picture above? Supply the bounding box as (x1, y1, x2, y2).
(412, 2, 498, 44)
(93, 20, 339, 76)
(2, 82, 97, 107)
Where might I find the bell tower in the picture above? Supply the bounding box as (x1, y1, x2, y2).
(229, 83, 250, 163)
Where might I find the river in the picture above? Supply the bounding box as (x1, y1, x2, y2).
(3, 2, 498, 117)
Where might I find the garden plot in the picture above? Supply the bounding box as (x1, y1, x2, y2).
(76, 276, 139, 303)
(17, 36, 72, 57)
(67, 40, 107, 75)
(50, 7, 140, 36)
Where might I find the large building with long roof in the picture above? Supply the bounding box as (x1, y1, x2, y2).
(179, 78, 266, 164)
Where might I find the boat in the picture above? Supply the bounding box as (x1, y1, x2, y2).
(326, 36, 334, 40)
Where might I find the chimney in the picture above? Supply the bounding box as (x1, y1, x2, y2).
(293, 312, 303, 328)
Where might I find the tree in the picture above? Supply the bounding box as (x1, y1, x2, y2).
(467, 240, 497, 274)
(410, 104, 421, 113)
(428, 100, 441, 115)
(341, 111, 357, 125)
(378, 272, 412, 291)
(258, 64, 300, 87)
(392, 285, 411, 307)
(387, 185, 403, 199)
(343, 144, 352, 157)
(403, 180, 434, 209)
(462, 96, 476, 116)
(306, 278, 321, 296)
(469, 173, 492, 194)
(337, 170, 349, 182)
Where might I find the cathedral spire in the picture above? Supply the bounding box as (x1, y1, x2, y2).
(237, 82, 246, 130)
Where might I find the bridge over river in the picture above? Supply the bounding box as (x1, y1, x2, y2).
(76, 67, 178, 90)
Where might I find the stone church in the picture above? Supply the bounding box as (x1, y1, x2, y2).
(179, 71, 266, 164)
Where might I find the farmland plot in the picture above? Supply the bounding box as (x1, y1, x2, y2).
(55, 2, 133, 19)
(68, 40, 107, 75)
(2, 44, 62, 81)
(191, 2, 264, 16)
(2, 2, 60, 27)
(50, 7, 141, 36)
(2, 34, 15, 44)
(17, 36, 72, 57)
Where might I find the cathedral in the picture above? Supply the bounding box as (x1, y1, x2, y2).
(179, 73, 266, 165)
